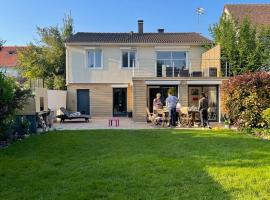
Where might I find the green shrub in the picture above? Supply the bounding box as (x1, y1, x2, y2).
(224, 72, 270, 129)
(0, 72, 32, 140)
(262, 108, 270, 127)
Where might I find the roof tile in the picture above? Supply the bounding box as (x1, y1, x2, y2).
(66, 32, 212, 44)
(0, 46, 25, 68)
(225, 4, 270, 26)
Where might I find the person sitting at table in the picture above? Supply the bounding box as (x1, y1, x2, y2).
(153, 93, 163, 112)
(166, 90, 179, 128)
(198, 92, 211, 129)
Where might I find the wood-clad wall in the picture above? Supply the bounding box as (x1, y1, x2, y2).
(67, 83, 133, 117)
(132, 80, 147, 122)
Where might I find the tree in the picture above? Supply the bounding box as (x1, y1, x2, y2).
(0, 38, 5, 50)
(210, 16, 239, 75)
(0, 72, 32, 140)
(18, 13, 74, 89)
(210, 17, 270, 75)
(237, 19, 258, 74)
(257, 28, 270, 72)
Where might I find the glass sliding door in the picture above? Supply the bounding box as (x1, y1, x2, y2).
(148, 85, 178, 113)
(188, 85, 218, 121)
(156, 51, 187, 77)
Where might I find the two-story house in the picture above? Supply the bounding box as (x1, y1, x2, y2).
(65, 20, 227, 122)
(223, 4, 270, 27)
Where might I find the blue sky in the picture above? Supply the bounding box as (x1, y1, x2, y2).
(1, 0, 269, 45)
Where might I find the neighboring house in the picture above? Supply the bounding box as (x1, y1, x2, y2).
(223, 4, 270, 27)
(65, 20, 227, 122)
(0, 46, 24, 77)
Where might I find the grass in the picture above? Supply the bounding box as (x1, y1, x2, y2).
(0, 129, 270, 200)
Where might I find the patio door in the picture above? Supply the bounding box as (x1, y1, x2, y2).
(188, 85, 218, 121)
(148, 85, 178, 113)
(77, 89, 90, 115)
(113, 88, 127, 116)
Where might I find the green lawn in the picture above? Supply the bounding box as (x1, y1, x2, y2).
(0, 129, 270, 200)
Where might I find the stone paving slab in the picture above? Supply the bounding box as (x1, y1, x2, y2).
(54, 117, 224, 130)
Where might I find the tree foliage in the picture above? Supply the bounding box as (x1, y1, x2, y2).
(224, 72, 270, 129)
(0, 38, 5, 50)
(0, 72, 32, 140)
(210, 17, 270, 75)
(18, 13, 74, 89)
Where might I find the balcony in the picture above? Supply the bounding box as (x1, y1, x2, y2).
(131, 58, 229, 78)
(156, 65, 219, 78)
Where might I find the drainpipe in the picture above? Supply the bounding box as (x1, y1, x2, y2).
(132, 59, 135, 77)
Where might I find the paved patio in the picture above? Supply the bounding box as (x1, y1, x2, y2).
(53, 117, 224, 130)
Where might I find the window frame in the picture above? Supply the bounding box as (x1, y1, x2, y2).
(121, 50, 137, 69)
(86, 48, 103, 69)
(155, 50, 188, 69)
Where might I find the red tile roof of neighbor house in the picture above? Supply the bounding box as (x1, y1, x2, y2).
(66, 32, 212, 44)
(224, 4, 270, 26)
(0, 46, 25, 68)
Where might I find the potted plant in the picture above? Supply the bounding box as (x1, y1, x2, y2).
(223, 114, 231, 129)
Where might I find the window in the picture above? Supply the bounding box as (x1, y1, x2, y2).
(156, 51, 187, 69)
(188, 86, 218, 121)
(122, 51, 136, 68)
(87, 49, 102, 68)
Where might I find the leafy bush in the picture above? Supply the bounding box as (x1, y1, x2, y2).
(224, 72, 270, 129)
(262, 108, 270, 127)
(0, 72, 32, 140)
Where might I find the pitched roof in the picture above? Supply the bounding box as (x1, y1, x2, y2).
(224, 4, 270, 26)
(66, 32, 212, 44)
(0, 46, 25, 68)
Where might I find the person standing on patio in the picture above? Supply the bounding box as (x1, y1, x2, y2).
(166, 90, 178, 128)
(198, 93, 211, 128)
(153, 93, 163, 112)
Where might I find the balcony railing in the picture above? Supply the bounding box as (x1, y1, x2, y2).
(156, 66, 219, 78)
(131, 58, 230, 78)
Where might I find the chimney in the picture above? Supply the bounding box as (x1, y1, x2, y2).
(138, 20, 144, 34)
(157, 28, 164, 33)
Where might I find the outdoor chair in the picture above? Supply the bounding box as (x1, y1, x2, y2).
(191, 71, 203, 77)
(179, 69, 190, 77)
(179, 107, 192, 127)
(57, 107, 91, 122)
(209, 67, 218, 77)
(146, 108, 162, 126)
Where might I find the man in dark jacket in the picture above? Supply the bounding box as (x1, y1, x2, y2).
(198, 93, 211, 128)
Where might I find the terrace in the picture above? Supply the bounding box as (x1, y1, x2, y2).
(129, 45, 231, 79)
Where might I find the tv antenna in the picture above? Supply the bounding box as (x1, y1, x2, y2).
(196, 7, 205, 24)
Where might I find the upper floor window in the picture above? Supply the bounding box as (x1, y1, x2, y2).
(156, 51, 187, 69)
(122, 50, 136, 68)
(87, 49, 102, 69)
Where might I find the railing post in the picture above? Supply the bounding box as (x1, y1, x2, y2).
(172, 62, 175, 77)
